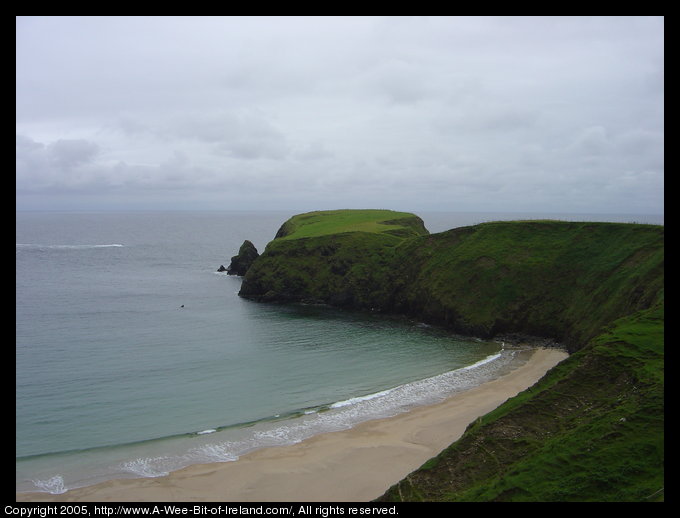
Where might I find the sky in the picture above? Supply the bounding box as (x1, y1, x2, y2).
(16, 16, 664, 214)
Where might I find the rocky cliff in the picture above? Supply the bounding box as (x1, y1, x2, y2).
(223, 239, 259, 276)
(241, 214, 663, 354)
(239, 209, 428, 305)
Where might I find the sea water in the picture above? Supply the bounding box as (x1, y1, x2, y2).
(15, 210, 662, 494)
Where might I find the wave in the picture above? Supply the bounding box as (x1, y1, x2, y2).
(119, 458, 171, 478)
(330, 388, 395, 409)
(460, 352, 502, 371)
(328, 351, 503, 411)
(17, 243, 124, 250)
(31, 475, 67, 495)
(17, 348, 522, 495)
(337, 352, 509, 419)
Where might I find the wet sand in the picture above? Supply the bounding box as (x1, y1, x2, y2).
(17, 348, 568, 502)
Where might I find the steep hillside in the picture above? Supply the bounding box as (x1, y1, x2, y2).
(377, 302, 664, 501)
(386, 220, 664, 352)
(236, 210, 664, 501)
(239, 209, 428, 305)
(241, 216, 663, 353)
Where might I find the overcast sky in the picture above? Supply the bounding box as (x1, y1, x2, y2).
(16, 16, 664, 214)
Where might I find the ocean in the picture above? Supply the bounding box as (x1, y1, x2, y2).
(15, 210, 663, 494)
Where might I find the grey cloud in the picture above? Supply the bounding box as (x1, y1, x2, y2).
(16, 16, 664, 214)
(16, 135, 49, 188)
(365, 58, 432, 105)
(221, 138, 288, 161)
(17, 135, 100, 189)
(615, 129, 664, 163)
(295, 142, 334, 161)
(568, 126, 610, 156)
(165, 111, 290, 160)
(48, 139, 100, 170)
(431, 103, 540, 135)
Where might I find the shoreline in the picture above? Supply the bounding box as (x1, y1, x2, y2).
(17, 348, 568, 502)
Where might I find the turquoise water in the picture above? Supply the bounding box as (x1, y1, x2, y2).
(16, 210, 660, 494)
(15, 211, 500, 494)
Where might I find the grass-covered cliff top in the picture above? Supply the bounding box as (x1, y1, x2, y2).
(273, 209, 429, 241)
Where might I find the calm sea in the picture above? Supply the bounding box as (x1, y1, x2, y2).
(15, 210, 662, 494)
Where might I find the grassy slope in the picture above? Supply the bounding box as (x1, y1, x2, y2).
(378, 302, 664, 502)
(238, 212, 664, 501)
(387, 221, 664, 351)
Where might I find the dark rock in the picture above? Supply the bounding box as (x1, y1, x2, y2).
(217, 265, 227, 272)
(226, 240, 259, 276)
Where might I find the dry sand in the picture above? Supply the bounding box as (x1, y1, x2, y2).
(17, 348, 568, 502)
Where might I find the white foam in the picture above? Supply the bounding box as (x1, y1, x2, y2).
(254, 425, 305, 444)
(330, 388, 395, 409)
(230, 348, 516, 457)
(32, 475, 67, 494)
(22, 348, 519, 494)
(327, 351, 506, 414)
(460, 352, 503, 371)
(17, 243, 124, 249)
(119, 458, 170, 478)
(190, 443, 239, 462)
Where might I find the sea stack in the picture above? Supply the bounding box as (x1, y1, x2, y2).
(225, 240, 259, 276)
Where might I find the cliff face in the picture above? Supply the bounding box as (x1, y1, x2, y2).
(241, 215, 664, 353)
(386, 221, 664, 351)
(240, 209, 429, 306)
(225, 240, 259, 276)
(236, 210, 664, 501)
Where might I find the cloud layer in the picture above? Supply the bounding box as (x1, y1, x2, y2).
(16, 16, 664, 213)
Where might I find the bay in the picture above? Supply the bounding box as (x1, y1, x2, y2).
(15, 210, 661, 494)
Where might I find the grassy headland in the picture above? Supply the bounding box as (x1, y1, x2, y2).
(272, 209, 429, 241)
(237, 210, 664, 501)
(239, 209, 428, 304)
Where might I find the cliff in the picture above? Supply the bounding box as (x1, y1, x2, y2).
(224, 239, 259, 276)
(239, 209, 428, 305)
(235, 210, 664, 501)
(386, 220, 663, 352)
(241, 215, 663, 353)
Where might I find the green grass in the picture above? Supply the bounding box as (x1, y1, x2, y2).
(273, 209, 429, 241)
(378, 303, 664, 502)
(387, 220, 664, 348)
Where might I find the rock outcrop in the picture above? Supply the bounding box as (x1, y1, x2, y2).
(224, 240, 259, 276)
(239, 210, 428, 306)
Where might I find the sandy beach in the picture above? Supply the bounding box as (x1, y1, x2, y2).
(17, 348, 568, 502)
